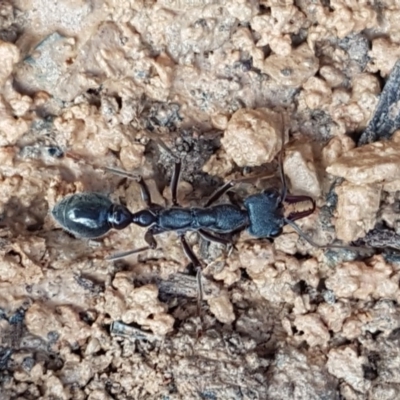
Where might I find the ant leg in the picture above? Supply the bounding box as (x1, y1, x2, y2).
(107, 226, 164, 261)
(145, 132, 180, 161)
(198, 229, 238, 257)
(105, 167, 153, 207)
(144, 225, 165, 248)
(179, 235, 202, 268)
(170, 159, 182, 206)
(204, 181, 235, 207)
(145, 132, 182, 207)
(226, 191, 243, 208)
(198, 229, 234, 246)
(136, 176, 152, 207)
(204, 172, 276, 208)
(179, 235, 204, 319)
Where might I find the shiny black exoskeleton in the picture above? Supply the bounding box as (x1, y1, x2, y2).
(52, 160, 315, 265)
(52, 193, 132, 238)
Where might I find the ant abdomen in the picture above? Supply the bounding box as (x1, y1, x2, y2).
(52, 192, 117, 239)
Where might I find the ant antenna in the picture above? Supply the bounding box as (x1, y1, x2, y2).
(103, 167, 141, 181)
(145, 130, 180, 162)
(283, 218, 370, 253)
(278, 117, 288, 203)
(106, 246, 151, 261)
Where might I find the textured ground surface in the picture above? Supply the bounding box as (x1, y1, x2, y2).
(1, 0, 400, 399)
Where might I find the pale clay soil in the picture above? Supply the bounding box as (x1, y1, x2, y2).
(1, 0, 400, 399)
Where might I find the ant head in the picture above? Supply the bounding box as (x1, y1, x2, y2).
(131, 210, 156, 227)
(109, 204, 133, 230)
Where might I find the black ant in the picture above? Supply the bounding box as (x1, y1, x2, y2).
(52, 134, 363, 313)
(52, 151, 317, 260)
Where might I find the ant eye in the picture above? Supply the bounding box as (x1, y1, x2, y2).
(270, 226, 282, 238)
(109, 205, 132, 230)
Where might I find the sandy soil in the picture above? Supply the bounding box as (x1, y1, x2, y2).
(1, 0, 400, 399)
